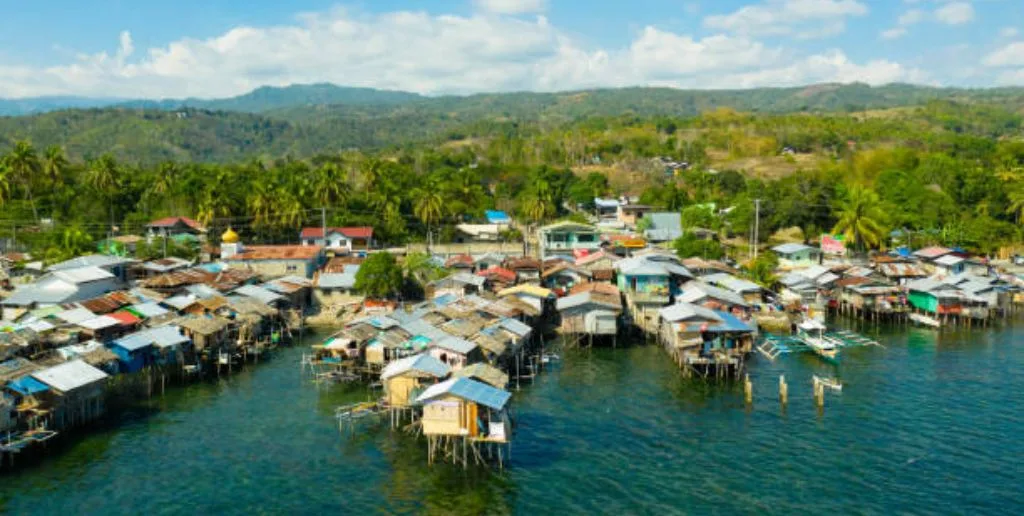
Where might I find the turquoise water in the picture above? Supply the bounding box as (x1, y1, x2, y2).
(1, 322, 1022, 514)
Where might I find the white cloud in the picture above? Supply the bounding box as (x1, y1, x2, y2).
(703, 0, 868, 39)
(898, 9, 925, 26)
(934, 2, 974, 26)
(983, 42, 1024, 68)
(881, 28, 907, 40)
(1000, 27, 1019, 38)
(0, 7, 927, 99)
(473, 0, 546, 15)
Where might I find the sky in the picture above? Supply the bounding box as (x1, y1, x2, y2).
(0, 0, 1021, 99)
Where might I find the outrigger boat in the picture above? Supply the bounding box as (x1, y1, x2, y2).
(797, 320, 842, 364)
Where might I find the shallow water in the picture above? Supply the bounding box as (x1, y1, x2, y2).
(1, 321, 1022, 514)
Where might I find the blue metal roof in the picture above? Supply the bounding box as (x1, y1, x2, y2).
(9, 375, 50, 395)
(485, 210, 511, 224)
(707, 311, 754, 334)
(416, 377, 511, 410)
(111, 332, 155, 352)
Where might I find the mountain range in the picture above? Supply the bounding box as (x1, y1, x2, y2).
(1, 82, 1023, 163)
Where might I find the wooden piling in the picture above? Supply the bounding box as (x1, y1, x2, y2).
(779, 375, 788, 405)
(744, 374, 753, 405)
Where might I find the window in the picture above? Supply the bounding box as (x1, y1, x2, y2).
(577, 233, 596, 243)
(286, 265, 298, 272)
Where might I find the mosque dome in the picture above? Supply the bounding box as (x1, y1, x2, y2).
(221, 227, 240, 244)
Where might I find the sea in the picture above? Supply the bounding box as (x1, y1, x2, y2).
(1, 321, 1021, 514)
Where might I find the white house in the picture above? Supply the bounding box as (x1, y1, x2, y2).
(299, 227, 374, 252)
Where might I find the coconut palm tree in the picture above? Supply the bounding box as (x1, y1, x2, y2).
(87, 154, 121, 228)
(413, 183, 445, 250)
(831, 186, 888, 250)
(5, 140, 41, 221)
(1007, 185, 1024, 224)
(312, 162, 349, 207)
(521, 180, 556, 224)
(42, 145, 69, 189)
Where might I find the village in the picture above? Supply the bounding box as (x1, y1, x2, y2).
(1, 203, 1023, 471)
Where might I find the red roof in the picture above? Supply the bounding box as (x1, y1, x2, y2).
(300, 227, 374, 239)
(109, 311, 142, 326)
(148, 216, 205, 231)
(445, 254, 475, 268)
(476, 266, 517, 283)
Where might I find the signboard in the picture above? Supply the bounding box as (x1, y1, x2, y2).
(821, 234, 846, 255)
(573, 249, 591, 259)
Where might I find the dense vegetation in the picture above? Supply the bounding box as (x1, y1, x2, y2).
(4, 83, 1024, 163)
(1, 85, 1022, 262)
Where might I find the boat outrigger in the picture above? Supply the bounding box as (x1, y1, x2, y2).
(796, 320, 842, 364)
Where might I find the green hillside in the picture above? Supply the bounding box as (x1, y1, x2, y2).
(2, 83, 1024, 163)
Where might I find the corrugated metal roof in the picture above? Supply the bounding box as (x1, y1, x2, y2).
(431, 336, 479, 355)
(184, 284, 222, 299)
(317, 272, 357, 289)
(381, 353, 450, 380)
(497, 284, 553, 299)
(556, 291, 622, 312)
(147, 326, 190, 348)
(772, 243, 814, 255)
(31, 359, 109, 392)
(234, 285, 285, 305)
(129, 302, 170, 318)
(499, 318, 533, 337)
(112, 332, 154, 352)
(78, 315, 120, 330)
(415, 377, 512, 410)
(702, 273, 762, 293)
(453, 363, 508, 388)
(816, 272, 841, 286)
(48, 255, 132, 272)
(55, 307, 97, 325)
(706, 311, 754, 333)
(934, 255, 965, 266)
(659, 302, 723, 323)
(913, 246, 952, 259)
(677, 282, 749, 308)
(162, 294, 199, 311)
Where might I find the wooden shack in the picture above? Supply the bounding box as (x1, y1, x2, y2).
(416, 377, 513, 455)
(29, 359, 109, 430)
(380, 353, 450, 408)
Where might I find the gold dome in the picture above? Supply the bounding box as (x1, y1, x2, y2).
(221, 227, 240, 244)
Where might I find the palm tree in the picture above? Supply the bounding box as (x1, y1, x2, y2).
(1006, 186, 1024, 224)
(87, 154, 121, 229)
(831, 186, 888, 250)
(413, 184, 445, 250)
(5, 140, 41, 221)
(312, 162, 348, 207)
(42, 145, 69, 189)
(0, 163, 10, 208)
(521, 180, 556, 223)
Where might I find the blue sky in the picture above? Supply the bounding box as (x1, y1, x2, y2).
(0, 0, 1021, 98)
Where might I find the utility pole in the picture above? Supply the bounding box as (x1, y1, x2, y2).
(321, 207, 327, 248)
(753, 198, 761, 259)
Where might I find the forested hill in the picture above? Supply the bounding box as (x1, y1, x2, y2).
(2, 82, 1024, 162)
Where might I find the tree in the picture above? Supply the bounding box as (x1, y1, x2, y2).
(355, 252, 404, 299)
(831, 186, 888, 250)
(412, 184, 445, 248)
(672, 232, 724, 260)
(5, 140, 41, 221)
(42, 145, 69, 189)
(744, 253, 779, 289)
(87, 154, 121, 228)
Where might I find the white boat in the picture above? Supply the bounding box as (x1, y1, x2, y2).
(909, 313, 941, 328)
(797, 320, 842, 364)
(813, 375, 843, 392)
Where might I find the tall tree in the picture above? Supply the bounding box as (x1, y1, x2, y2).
(87, 154, 121, 230)
(831, 186, 888, 250)
(355, 252, 403, 299)
(5, 140, 41, 221)
(42, 145, 69, 189)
